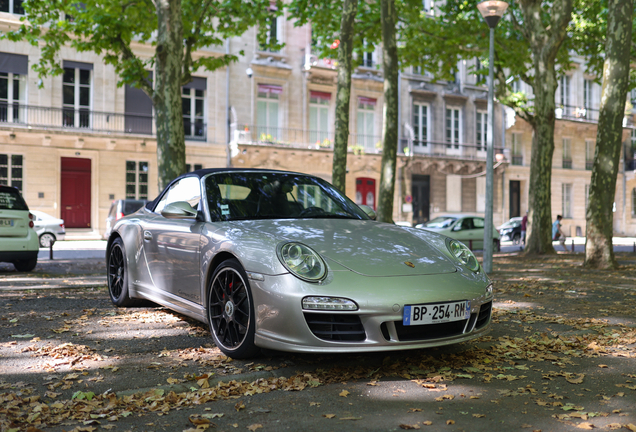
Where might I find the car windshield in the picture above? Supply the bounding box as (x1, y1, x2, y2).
(204, 172, 369, 221)
(500, 219, 521, 229)
(423, 216, 457, 228)
(0, 188, 28, 211)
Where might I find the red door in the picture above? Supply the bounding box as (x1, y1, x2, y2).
(61, 157, 91, 228)
(355, 177, 376, 210)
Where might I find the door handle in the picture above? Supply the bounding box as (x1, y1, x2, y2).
(143, 231, 152, 241)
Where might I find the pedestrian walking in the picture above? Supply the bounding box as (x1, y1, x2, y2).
(552, 215, 568, 252)
(521, 211, 528, 248)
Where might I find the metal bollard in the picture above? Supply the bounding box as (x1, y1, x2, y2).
(49, 239, 55, 260)
(633, 242, 635, 254)
(571, 239, 574, 252)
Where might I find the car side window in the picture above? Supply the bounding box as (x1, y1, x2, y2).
(154, 177, 201, 215)
(472, 217, 484, 229)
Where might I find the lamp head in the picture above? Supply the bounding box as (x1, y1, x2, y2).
(477, 0, 509, 28)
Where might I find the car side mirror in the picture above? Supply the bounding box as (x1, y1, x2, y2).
(359, 205, 376, 220)
(161, 201, 197, 219)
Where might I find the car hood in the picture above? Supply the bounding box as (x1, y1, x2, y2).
(224, 219, 457, 277)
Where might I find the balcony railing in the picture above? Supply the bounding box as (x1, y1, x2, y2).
(400, 139, 507, 161)
(512, 155, 523, 166)
(562, 159, 572, 169)
(234, 125, 383, 154)
(586, 160, 594, 170)
(0, 103, 206, 141)
(556, 105, 634, 127)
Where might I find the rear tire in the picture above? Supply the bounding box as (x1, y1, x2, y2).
(14, 258, 37, 272)
(107, 237, 138, 307)
(512, 233, 521, 245)
(207, 259, 259, 359)
(39, 233, 56, 248)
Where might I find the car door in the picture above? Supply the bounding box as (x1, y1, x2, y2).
(142, 177, 203, 306)
(451, 217, 481, 250)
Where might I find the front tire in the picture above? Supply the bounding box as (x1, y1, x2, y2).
(107, 237, 138, 307)
(512, 233, 521, 245)
(39, 233, 56, 248)
(207, 259, 259, 359)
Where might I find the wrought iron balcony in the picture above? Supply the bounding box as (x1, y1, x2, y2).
(233, 125, 383, 154)
(555, 104, 634, 127)
(399, 139, 507, 161)
(0, 103, 206, 141)
(586, 160, 594, 170)
(512, 155, 523, 166)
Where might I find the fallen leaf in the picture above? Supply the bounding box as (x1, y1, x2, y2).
(202, 413, 224, 419)
(473, 414, 486, 418)
(598, 365, 608, 368)
(247, 424, 262, 431)
(399, 424, 420, 430)
(323, 414, 336, 419)
(309, 402, 321, 407)
(235, 401, 246, 412)
(626, 424, 636, 432)
(446, 420, 455, 425)
(422, 421, 432, 425)
(575, 422, 595, 429)
(11, 334, 35, 338)
(408, 408, 422, 413)
(339, 390, 350, 397)
(606, 424, 622, 430)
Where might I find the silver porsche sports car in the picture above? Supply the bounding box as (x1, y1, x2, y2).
(106, 169, 493, 358)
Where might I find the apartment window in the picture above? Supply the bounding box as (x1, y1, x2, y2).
(583, 79, 593, 109)
(476, 111, 487, 151)
(445, 107, 461, 149)
(474, 58, 486, 85)
(631, 89, 636, 105)
(186, 164, 203, 172)
(0, 154, 23, 191)
(309, 91, 330, 146)
(511, 78, 521, 93)
(0, 0, 24, 14)
(125, 161, 148, 200)
(511, 133, 523, 165)
(559, 75, 570, 108)
(562, 138, 572, 169)
(412, 102, 429, 151)
(62, 62, 92, 128)
(257, 84, 281, 141)
(562, 183, 572, 218)
(361, 40, 376, 68)
(632, 188, 636, 217)
(412, 65, 422, 75)
(182, 77, 206, 140)
(585, 139, 595, 170)
(0, 72, 25, 123)
(631, 129, 636, 156)
(260, 13, 282, 52)
(356, 97, 376, 151)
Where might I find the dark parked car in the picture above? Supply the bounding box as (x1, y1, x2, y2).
(498, 217, 523, 244)
(103, 199, 147, 239)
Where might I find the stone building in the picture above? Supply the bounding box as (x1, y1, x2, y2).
(1, 6, 634, 237)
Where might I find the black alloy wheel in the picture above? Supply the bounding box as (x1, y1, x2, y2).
(107, 238, 137, 307)
(208, 259, 258, 358)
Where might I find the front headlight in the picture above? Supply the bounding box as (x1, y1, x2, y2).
(277, 242, 326, 282)
(446, 238, 480, 273)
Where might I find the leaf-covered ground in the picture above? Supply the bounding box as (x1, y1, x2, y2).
(1, 253, 635, 431)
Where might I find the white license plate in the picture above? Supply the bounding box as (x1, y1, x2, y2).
(0, 219, 13, 227)
(403, 300, 471, 326)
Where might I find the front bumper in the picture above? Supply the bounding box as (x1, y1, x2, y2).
(248, 270, 493, 353)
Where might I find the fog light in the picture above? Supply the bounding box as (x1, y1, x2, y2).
(485, 284, 493, 298)
(302, 297, 358, 311)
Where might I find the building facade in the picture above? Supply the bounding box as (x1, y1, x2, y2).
(1, 7, 635, 237)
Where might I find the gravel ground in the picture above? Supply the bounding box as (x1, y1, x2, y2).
(1, 253, 636, 432)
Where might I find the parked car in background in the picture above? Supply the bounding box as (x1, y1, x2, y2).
(415, 214, 500, 251)
(31, 210, 66, 247)
(0, 185, 39, 271)
(104, 199, 148, 239)
(497, 217, 523, 245)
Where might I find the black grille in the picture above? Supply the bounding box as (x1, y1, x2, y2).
(394, 319, 468, 341)
(380, 322, 390, 341)
(303, 313, 366, 342)
(475, 301, 492, 329)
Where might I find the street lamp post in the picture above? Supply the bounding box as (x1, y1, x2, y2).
(477, 0, 508, 274)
